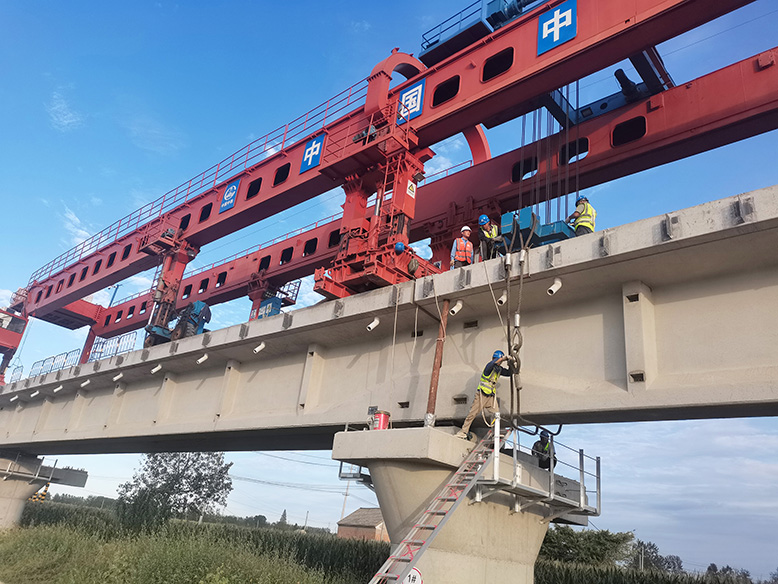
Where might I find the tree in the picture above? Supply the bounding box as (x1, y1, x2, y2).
(539, 525, 634, 565)
(627, 539, 684, 573)
(706, 564, 754, 584)
(665, 555, 684, 574)
(117, 452, 233, 528)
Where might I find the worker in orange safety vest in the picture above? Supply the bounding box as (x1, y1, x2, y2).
(450, 225, 474, 269)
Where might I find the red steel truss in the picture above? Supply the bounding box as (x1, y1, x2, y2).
(15, 0, 754, 321)
(87, 48, 778, 339)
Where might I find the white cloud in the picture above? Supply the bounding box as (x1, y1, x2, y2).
(128, 187, 160, 210)
(45, 89, 84, 132)
(62, 206, 91, 246)
(123, 115, 186, 155)
(433, 135, 466, 156)
(349, 20, 371, 33)
(0, 289, 12, 309)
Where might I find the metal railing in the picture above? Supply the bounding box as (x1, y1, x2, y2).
(2, 454, 58, 483)
(29, 349, 81, 378)
(8, 365, 23, 383)
(421, 0, 482, 50)
(88, 331, 138, 362)
(28, 77, 371, 286)
(418, 160, 473, 186)
(182, 211, 344, 281)
(492, 419, 601, 515)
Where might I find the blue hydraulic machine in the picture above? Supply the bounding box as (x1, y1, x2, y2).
(145, 300, 211, 344)
(495, 208, 576, 253)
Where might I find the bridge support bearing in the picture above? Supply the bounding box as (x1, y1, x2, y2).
(0, 454, 50, 527)
(334, 427, 570, 584)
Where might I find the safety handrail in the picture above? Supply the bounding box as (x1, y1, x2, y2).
(28, 77, 370, 286)
(421, 0, 481, 50)
(183, 211, 344, 280)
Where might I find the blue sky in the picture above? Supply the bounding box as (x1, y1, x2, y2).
(1, 0, 777, 577)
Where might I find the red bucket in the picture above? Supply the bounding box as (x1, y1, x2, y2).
(370, 411, 390, 430)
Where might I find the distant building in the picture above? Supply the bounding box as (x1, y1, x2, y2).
(337, 507, 390, 542)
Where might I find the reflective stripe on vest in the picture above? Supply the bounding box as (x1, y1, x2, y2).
(477, 366, 500, 395)
(453, 237, 473, 263)
(481, 224, 499, 240)
(574, 202, 596, 232)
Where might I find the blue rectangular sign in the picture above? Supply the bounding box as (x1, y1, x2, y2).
(397, 79, 426, 125)
(538, 0, 577, 56)
(300, 134, 325, 174)
(219, 179, 240, 214)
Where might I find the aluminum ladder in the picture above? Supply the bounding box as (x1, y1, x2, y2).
(367, 423, 510, 583)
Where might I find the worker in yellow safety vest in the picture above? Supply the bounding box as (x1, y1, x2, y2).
(566, 195, 596, 235)
(478, 214, 502, 260)
(450, 225, 474, 269)
(455, 350, 512, 439)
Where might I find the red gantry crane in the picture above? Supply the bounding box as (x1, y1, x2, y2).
(2, 0, 777, 383)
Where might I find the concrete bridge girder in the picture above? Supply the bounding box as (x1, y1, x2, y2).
(0, 187, 775, 455)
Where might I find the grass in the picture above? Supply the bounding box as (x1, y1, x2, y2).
(0, 524, 360, 584)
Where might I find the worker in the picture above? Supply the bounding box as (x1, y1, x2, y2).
(455, 350, 512, 439)
(566, 195, 596, 235)
(478, 214, 502, 260)
(450, 225, 474, 269)
(532, 430, 557, 469)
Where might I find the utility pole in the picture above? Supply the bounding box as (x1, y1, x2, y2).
(303, 510, 309, 529)
(340, 481, 350, 520)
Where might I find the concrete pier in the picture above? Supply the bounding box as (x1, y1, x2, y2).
(333, 427, 594, 583)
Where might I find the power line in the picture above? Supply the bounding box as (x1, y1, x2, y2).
(249, 451, 339, 468)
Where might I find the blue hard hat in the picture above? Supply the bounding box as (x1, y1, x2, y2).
(478, 214, 489, 226)
(540, 430, 549, 438)
(576, 195, 588, 204)
(492, 350, 504, 360)
(394, 242, 405, 254)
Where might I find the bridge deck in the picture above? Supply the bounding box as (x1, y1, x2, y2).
(1, 186, 776, 455)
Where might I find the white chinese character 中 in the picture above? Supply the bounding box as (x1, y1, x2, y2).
(400, 85, 424, 119)
(543, 8, 573, 42)
(303, 140, 321, 167)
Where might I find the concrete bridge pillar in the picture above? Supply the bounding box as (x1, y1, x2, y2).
(334, 427, 585, 583)
(0, 454, 49, 527)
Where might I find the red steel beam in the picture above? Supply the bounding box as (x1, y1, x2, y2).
(91, 48, 778, 339)
(22, 0, 754, 320)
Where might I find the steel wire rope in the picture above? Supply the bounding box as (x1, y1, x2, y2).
(388, 284, 401, 427)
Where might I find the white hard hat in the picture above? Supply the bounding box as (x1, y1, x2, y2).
(461, 225, 471, 233)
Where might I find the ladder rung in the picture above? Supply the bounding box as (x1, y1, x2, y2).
(436, 496, 458, 501)
(425, 509, 447, 515)
(415, 524, 437, 530)
(402, 540, 425, 547)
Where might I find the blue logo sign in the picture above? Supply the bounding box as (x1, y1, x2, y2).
(300, 134, 325, 174)
(397, 79, 426, 125)
(538, 0, 577, 56)
(219, 179, 240, 214)
(253, 297, 283, 320)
